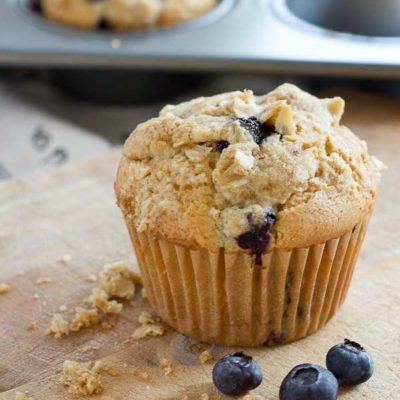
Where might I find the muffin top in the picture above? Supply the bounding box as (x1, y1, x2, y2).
(38, 0, 218, 30)
(115, 84, 383, 253)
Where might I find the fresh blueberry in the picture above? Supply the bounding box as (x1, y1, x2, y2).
(214, 140, 230, 152)
(29, 0, 42, 12)
(236, 117, 276, 145)
(326, 339, 374, 385)
(212, 352, 262, 396)
(237, 210, 276, 264)
(280, 364, 338, 400)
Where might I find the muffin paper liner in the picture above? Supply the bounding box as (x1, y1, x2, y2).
(127, 215, 370, 347)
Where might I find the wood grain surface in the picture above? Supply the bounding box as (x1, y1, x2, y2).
(0, 89, 399, 399)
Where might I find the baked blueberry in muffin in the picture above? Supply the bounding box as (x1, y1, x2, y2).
(236, 117, 276, 145)
(237, 210, 276, 264)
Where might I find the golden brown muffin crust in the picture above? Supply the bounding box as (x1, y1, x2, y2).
(115, 84, 383, 251)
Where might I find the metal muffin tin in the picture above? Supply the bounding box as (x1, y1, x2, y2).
(1, 0, 400, 77)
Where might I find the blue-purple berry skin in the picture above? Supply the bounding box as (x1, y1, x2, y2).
(326, 339, 374, 385)
(212, 352, 263, 396)
(279, 364, 338, 400)
(237, 210, 276, 264)
(236, 117, 276, 145)
(214, 140, 230, 152)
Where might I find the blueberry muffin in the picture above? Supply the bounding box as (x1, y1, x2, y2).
(30, 0, 218, 30)
(115, 84, 383, 346)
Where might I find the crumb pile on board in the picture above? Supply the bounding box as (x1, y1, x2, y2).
(47, 261, 149, 338)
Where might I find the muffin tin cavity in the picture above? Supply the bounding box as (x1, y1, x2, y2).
(286, 0, 400, 38)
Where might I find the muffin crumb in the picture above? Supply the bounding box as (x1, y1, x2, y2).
(132, 323, 165, 340)
(47, 314, 70, 338)
(87, 274, 97, 283)
(100, 261, 136, 300)
(199, 350, 213, 364)
(36, 277, 52, 285)
(70, 308, 101, 332)
(61, 360, 119, 395)
(132, 310, 164, 339)
(89, 288, 123, 314)
(159, 358, 173, 376)
(46, 261, 139, 338)
(61, 360, 103, 395)
(48, 307, 103, 338)
(0, 283, 10, 294)
(138, 311, 154, 325)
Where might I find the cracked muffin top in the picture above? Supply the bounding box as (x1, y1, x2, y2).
(34, 0, 218, 30)
(115, 84, 383, 253)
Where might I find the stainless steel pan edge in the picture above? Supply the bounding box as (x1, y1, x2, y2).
(0, 0, 399, 78)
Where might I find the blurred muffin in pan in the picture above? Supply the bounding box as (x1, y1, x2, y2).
(30, 0, 218, 30)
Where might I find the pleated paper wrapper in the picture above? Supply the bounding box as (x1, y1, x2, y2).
(127, 215, 370, 347)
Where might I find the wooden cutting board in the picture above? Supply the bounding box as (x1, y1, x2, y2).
(0, 89, 399, 400)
